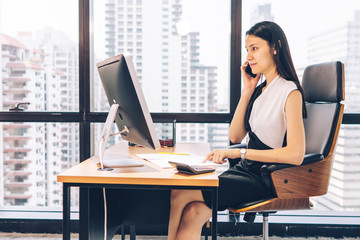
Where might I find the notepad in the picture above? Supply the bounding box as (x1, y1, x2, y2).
(136, 153, 221, 168)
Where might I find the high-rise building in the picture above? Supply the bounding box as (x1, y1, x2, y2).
(1, 33, 46, 206)
(250, 3, 274, 26)
(102, 0, 221, 145)
(38, 28, 80, 174)
(1, 30, 79, 207)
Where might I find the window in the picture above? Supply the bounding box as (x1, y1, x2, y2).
(0, 0, 80, 212)
(1, 122, 79, 207)
(93, 0, 231, 114)
(0, 0, 358, 231)
(1, 6, 79, 112)
(242, 0, 360, 212)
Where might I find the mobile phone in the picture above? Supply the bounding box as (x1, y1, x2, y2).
(245, 65, 257, 78)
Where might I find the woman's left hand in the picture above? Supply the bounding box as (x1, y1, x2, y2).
(203, 149, 240, 164)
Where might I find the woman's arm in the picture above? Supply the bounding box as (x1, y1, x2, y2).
(245, 90, 305, 165)
(229, 62, 261, 143)
(229, 88, 253, 143)
(206, 90, 305, 165)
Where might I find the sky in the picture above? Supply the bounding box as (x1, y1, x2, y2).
(0, 0, 78, 42)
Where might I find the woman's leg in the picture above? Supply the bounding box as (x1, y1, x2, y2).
(168, 189, 207, 240)
(176, 201, 212, 240)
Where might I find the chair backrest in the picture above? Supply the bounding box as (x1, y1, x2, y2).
(301, 61, 345, 158)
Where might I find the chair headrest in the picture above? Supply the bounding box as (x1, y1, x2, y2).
(302, 61, 344, 102)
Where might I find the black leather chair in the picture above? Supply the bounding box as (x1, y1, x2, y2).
(206, 61, 345, 240)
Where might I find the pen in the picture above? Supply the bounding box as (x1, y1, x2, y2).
(158, 152, 189, 155)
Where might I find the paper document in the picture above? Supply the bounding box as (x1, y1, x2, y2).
(136, 153, 221, 168)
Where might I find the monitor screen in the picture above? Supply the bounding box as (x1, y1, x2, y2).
(96, 54, 160, 168)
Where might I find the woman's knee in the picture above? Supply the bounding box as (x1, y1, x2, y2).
(182, 201, 211, 223)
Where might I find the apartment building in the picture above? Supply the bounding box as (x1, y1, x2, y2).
(1, 33, 46, 206)
(102, 0, 224, 146)
(1, 30, 79, 207)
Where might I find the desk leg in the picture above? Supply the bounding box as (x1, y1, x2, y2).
(63, 183, 70, 240)
(211, 188, 218, 240)
(80, 187, 90, 240)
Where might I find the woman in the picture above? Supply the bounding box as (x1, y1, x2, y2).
(168, 21, 306, 240)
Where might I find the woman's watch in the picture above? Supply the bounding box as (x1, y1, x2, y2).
(240, 148, 246, 160)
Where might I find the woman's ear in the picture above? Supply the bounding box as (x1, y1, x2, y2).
(273, 40, 281, 56)
(272, 45, 277, 55)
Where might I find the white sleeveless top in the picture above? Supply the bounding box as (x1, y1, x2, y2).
(248, 75, 297, 149)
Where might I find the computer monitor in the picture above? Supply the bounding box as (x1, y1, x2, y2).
(95, 53, 161, 170)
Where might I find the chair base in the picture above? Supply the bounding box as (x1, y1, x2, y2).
(204, 212, 271, 240)
(262, 213, 269, 240)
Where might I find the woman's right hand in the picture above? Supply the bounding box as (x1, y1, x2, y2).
(229, 61, 258, 143)
(240, 61, 261, 92)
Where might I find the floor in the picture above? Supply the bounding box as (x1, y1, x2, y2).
(0, 234, 359, 240)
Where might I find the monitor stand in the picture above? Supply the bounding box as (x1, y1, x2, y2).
(96, 104, 144, 171)
(101, 152, 144, 169)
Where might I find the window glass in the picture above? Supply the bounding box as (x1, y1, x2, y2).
(0, 122, 79, 208)
(241, 0, 360, 113)
(0, 0, 79, 112)
(92, 122, 229, 163)
(177, 122, 230, 174)
(312, 124, 360, 211)
(242, 0, 360, 211)
(92, 0, 231, 113)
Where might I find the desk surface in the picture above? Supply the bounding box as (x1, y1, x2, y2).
(57, 142, 218, 187)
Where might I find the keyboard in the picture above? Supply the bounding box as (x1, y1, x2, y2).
(168, 161, 215, 175)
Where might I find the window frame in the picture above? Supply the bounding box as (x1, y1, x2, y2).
(0, 0, 359, 228)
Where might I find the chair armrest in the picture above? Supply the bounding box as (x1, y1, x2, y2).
(261, 153, 324, 174)
(260, 153, 324, 189)
(228, 143, 248, 149)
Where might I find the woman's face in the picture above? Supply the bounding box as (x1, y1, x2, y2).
(245, 34, 277, 77)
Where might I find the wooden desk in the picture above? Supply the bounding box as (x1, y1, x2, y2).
(57, 142, 219, 240)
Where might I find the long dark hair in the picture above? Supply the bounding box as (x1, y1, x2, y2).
(246, 21, 307, 118)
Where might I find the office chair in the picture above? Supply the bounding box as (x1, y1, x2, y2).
(205, 61, 345, 240)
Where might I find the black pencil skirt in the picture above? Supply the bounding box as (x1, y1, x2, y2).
(202, 162, 274, 211)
